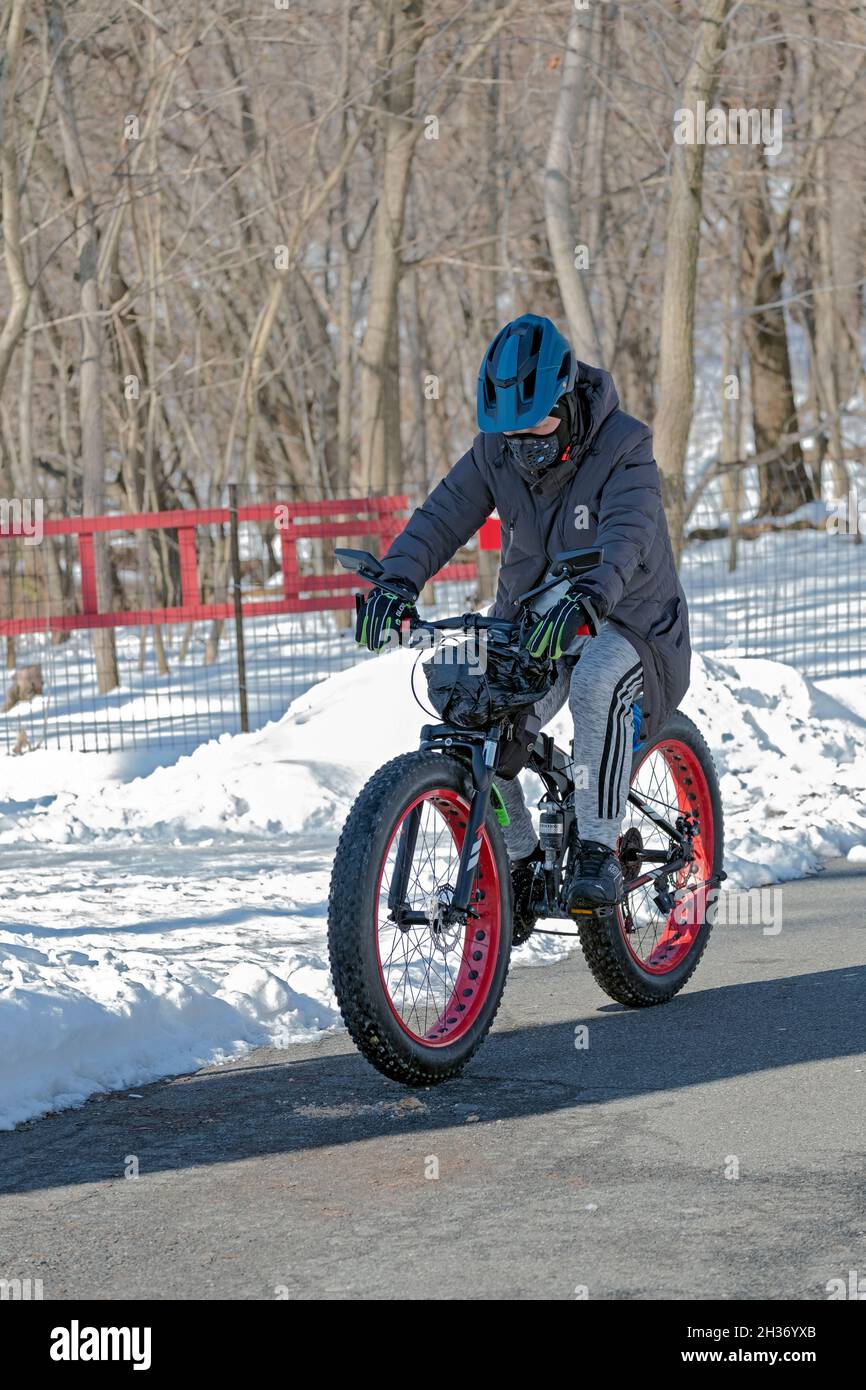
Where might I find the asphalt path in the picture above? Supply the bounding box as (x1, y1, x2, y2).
(1, 858, 864, 1300)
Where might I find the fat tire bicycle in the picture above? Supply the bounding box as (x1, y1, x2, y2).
(328, 548, 725, 1087)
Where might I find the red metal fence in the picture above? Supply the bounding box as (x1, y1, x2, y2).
(0, 494, 482, 638)
(1, 477, 865, 755)
(0, 492, 487, 752)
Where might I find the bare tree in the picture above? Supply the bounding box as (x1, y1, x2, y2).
(654, 0, 733, 556)
(0, 1, 30, 398)
(0, 0, 862, 652)
(47, 0, 118, 690)
(740, 144, 814, 514)
(359, 0, 426, 494)
(544, 4, 601, 363)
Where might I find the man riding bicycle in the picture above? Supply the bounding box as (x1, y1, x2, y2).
(355, 314, 691, 936)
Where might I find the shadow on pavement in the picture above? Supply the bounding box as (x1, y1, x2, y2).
(2, 961, 865, 1196)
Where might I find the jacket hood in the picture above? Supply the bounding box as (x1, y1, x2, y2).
(573, 360, 620, 449)
(380, 365, 688, 740)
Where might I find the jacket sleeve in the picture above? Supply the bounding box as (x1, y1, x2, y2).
(573, 430, 660, 618)
(378, 446, 495, 595)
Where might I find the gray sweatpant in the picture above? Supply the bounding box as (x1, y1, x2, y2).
(497, 624, 642, 858)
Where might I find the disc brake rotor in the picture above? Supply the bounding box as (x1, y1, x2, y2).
(619, 825, 644, 881)
(424, 883, 463, 954)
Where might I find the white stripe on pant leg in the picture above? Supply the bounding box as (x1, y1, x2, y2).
(607, 675, 641, 821)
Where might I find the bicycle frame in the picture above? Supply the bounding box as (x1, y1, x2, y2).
(335, 543, 705, 928)
(416, 719, 698, 926)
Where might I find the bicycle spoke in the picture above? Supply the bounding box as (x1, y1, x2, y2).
(373, 789, 500, 1043)
(619, 738, 714, 972)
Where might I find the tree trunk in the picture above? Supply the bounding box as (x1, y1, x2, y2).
(544, 6, 602, 363)
(48, 0, 118, 690)
(358, 0, 425, 494)
(720, 208, 744, 572)
(740, 144, 814, 515)
(654, 0, 732, 560)
(812, 133, 850, 502)
(336, 0, 355, 495)
(0, 0, 31, 398)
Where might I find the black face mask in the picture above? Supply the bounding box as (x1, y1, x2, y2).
(503, 430, 562, 476)
(503, 389, 587, 482)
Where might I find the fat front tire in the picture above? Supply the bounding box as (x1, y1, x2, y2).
(328, 751, 512, 1085)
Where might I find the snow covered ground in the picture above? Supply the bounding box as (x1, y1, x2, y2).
(0, 609, 363, 756)
(1, 643, 865, 1130)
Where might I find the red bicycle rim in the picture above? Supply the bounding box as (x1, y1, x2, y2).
(619, 738, 715, 974)
(374, 788, 502, 1045)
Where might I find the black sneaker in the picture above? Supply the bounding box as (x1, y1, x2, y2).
(510, 844, 543, 945)
(567, 840, 624, 915)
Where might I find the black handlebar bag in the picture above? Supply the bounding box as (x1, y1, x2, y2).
(423, 639, 553, 733)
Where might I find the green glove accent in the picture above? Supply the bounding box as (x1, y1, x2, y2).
(525, 595, 585, 661)
(490, 783, 511, 828)
(355, 586, 417, 651)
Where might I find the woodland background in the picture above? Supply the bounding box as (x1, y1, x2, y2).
(0, 0, 864, 693)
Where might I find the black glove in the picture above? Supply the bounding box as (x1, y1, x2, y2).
(523, 590, 601, 660)
(355, 583, 418, 652)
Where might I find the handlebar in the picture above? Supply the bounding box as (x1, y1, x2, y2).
(411, 612, 516, 633)
(332, 544, 604, 650)
(406, 610, 520, 648)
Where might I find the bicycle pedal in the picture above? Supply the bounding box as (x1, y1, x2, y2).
(569, 902, 615, 920)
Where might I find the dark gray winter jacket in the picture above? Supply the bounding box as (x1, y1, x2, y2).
(380, 362, 691, 741)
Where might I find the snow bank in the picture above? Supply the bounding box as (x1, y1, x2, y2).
(1, 647, 864, 1129)
(7, 647, 863, 870)
(0, 649, 428, 847)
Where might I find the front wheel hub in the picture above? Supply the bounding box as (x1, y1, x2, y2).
(425, 884, 463, 953)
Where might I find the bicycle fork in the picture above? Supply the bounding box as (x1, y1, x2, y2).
(388, 729, 499, 929)
(446, 732, 498, 922)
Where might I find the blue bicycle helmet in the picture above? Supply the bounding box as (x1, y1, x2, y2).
(477, 314, 576, 433)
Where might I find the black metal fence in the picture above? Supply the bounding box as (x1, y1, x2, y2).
(681, 459, 866, 678)
(0, 485, 481, 755)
